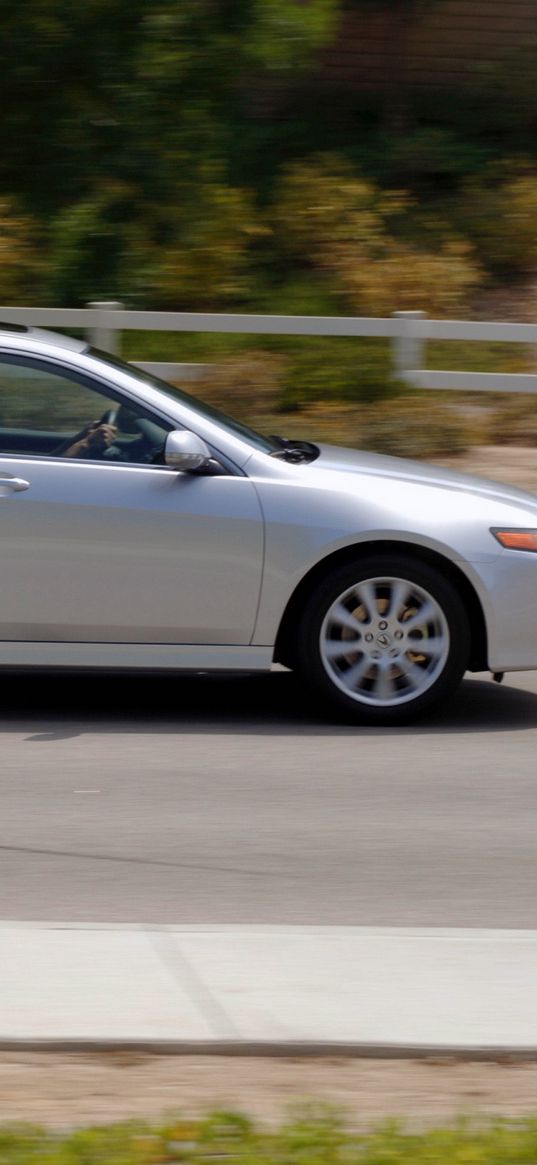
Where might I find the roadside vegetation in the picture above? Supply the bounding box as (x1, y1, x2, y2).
(4, 1111, 537, 1163)
(3, 1, 537, 455)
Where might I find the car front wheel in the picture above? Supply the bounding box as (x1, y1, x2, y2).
(296, 554, 470, 725)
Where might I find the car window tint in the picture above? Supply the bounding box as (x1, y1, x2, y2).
(0, 357, 170, 465)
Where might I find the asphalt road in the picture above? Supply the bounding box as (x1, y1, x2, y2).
(1, 668, 537, 928)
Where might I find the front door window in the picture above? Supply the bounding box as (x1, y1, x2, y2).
(0, 357, 171, 466)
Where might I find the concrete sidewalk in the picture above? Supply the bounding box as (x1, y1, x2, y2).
(1, 922, 536, 1056)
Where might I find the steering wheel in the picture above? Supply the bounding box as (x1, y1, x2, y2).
(99, 406, 164, 464)
(100, 407, 119, 426)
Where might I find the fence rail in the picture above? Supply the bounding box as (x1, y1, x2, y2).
(1, 303, 537, 393)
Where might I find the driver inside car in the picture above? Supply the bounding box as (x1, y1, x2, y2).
(52, 405, 168, 463)
(55, 419, 118, 459)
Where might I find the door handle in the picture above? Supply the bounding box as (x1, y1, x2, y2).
(0, 477, 30, 493)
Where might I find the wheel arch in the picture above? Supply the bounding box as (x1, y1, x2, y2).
(274, 539, 488, 672)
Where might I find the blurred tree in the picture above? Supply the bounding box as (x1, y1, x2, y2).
(0, 0, 340, 303)
(0, 0, 505, 314)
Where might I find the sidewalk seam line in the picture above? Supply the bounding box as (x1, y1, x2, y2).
(147, 929, 240, 1041)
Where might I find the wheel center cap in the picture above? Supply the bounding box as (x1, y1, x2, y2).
(376, 632, 392, 649)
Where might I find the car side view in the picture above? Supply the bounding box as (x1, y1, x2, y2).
(0, 322, 536, 725)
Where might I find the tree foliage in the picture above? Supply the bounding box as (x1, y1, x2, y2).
(0, 0, 532, 310)
(0, 0, 343, 303)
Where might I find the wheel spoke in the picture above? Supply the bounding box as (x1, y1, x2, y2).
(324, 638, 361, 660)
(388, 579, 410, 621)
(354, 581, 377, 623)
(330, 603, 363, 634)
(372, 662, 395, 702)
(402, 601, 437, 632)
(399, 658, 430, 691)
(344, 655, 372, 690)
(408, 636, 445, 658)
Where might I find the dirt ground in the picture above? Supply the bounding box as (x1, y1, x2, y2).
(2, 1052, 537, 1130)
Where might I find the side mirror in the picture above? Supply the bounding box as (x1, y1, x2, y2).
(164, 430, 212, 472)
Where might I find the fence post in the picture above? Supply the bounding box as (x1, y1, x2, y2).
(86, 301, 124, 355)
(392, 310, 426, 385)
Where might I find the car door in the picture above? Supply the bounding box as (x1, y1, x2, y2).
(0, 354, 264, 645)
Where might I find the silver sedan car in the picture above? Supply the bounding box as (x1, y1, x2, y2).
(0, 322, 536, 724)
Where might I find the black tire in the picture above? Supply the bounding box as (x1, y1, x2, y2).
(295, 554, 470, 725)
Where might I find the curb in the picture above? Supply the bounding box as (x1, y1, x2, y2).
(3, 923, 537, 1055)
(0, 1039, 535, 1062)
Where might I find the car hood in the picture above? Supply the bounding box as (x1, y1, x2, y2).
(314, 444, 537, 512)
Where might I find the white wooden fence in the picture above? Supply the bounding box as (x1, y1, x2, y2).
(1, 302, 536, 393)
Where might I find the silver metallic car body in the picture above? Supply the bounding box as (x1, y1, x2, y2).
(0, 326, 537, 676)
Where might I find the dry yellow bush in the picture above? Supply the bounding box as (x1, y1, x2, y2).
(326, 240, 481, 317)
(272, 156, 391, 259)
(487, 395, 537, 446)
(184, 351, 286, 420)
(0, 199, 41, 303)
(269, 398, 471, 458)
(272, 156, 480, 317)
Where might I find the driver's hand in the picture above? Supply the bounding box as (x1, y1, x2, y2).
(60, 420, 118, 458)
(83, 421, 117, 450)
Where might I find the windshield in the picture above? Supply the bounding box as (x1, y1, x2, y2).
(89, 347, 278, 454)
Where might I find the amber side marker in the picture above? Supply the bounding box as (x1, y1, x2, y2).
(492, 529, 537, 552)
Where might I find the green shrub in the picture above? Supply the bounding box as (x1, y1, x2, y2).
(278, 338, 400, 409)
(188, 338, 400, 421)
(459, 170, 537, 276)
(143, 183, 265, 310)
(244, 0, 340, 70)
(5, 1113, 537, 1165)
(48, 180, 264, 309)
(48, 184, 134, 305)
(252, 275, 341, 318)
(382, 127, 492, 190)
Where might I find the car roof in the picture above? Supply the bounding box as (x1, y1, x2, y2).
(0, 322, 87, 354)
